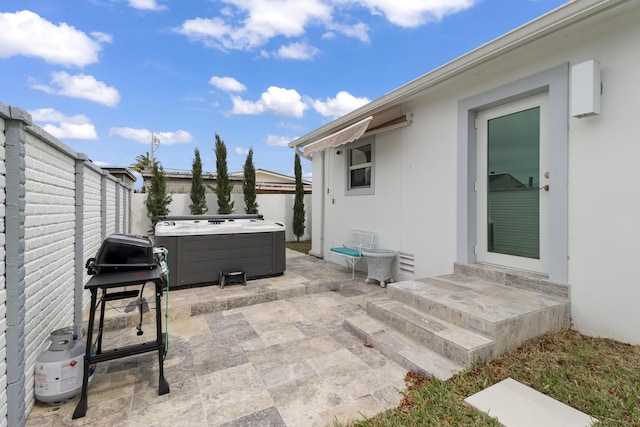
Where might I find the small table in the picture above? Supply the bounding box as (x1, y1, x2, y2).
(72, 267, 170, 419)
(362, 249, 396, 288)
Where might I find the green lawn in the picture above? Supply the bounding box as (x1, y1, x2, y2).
(286, 240, 312, 254)
(343, 329, 640, 426)
(288, 244, 639, 426)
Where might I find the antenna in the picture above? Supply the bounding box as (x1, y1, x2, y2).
(151, 131, 160, 167)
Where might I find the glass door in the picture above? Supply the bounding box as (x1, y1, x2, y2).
(476, 93, 548, 273)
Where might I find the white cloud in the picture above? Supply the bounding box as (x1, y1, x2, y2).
(235, 147, 250, 155)
(175, 0, 331, 50)
(128, 0, 168, 11)
(356, 0, 476, 27)
(231, 86, 308, 117)
(325, 22, 370, 43)
(276, 121, 306, 132)
(31, 71, 120, 107)
(313, 91, 370, 117)
(109, 127, 193, 145)
(175, 0, 477, 52)
(209, 76, 247, 92)
(228, 87, 370, 119)
(266, 135, 293, 147)
(0, 10, 108, 67)
(275, 42, 319, 60)
(91, 32, 113, 44)
(175, 17, 239, 50)
(30, 108, 98, 140)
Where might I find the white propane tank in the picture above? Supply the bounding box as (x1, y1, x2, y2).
(35, 327, 94, 404)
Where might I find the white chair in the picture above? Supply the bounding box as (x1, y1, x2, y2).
(329, 229, 376, 278)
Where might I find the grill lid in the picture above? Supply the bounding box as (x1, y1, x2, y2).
(86, 234, 156, 275)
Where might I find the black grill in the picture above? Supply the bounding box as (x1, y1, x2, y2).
(86, 234, 156, 275)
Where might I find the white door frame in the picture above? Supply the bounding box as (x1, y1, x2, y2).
(456, 64, 569, 283)
(476, 93, 549, 274)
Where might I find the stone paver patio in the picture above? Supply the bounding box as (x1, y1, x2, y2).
(26, 250, 407, 426)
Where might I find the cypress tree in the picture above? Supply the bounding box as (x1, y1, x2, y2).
(189, 148, 208, 215)
(243, 148, 259, 214)
(214, 134, 234, 214)
(145, 162, 172, 229)
(292, 153, 305, 242)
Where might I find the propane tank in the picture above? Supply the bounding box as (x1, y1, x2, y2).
(35, 327, 94, 405)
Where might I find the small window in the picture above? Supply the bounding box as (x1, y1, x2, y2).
(346, 137, 374, 195)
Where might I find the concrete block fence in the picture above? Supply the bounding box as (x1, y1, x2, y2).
(0, 103, 132, 427)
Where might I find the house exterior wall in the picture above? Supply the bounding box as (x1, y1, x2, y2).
(0, 103, 133, 425)
(563, 7, 640, 343)
(316, 2, 640, 344)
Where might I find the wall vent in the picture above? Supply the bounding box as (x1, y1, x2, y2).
(397, 251, 415, 280)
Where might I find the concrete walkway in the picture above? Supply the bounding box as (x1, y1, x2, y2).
(26, 250, 407, 426)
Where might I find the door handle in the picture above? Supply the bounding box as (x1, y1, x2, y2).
(539, 185, 549, 191)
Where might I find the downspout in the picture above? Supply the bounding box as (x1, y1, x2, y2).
(317, 150, 325, 258)
(295, 146, 325, 258)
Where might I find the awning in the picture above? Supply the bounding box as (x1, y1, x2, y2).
(303, 116, 373, 155)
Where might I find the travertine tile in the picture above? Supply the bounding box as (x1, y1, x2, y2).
(198, 363, 274, 426)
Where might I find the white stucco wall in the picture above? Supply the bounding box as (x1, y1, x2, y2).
(316, 2, 640, 344)
(564, 8, 640, 343)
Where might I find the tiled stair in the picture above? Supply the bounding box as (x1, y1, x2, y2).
(344, 263, 570, 380)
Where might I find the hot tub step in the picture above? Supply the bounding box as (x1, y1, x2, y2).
(219, 270, 247, 289)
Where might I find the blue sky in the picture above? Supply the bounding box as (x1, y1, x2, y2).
(0, 0, 567, 186)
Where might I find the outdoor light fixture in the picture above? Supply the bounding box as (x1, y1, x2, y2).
(571, 60, 601, 118)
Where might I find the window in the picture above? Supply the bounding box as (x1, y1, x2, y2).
(346, 137, 374, 195)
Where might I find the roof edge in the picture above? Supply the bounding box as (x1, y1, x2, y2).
(289, 0, 628, 148)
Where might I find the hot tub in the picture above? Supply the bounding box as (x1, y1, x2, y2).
(154, 215, 286, 288)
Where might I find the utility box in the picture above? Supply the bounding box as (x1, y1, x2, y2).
(571, 60, 601, 118)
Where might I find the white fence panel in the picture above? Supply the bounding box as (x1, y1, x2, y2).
(131, 193, 311, 242)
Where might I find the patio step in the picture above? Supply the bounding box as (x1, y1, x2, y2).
(344, 313, 464, 380)
(343, 265, 570, 377)
(366, 298, 494, 367)
(386, 274, 570, 355)
(453, 262, 569, 298)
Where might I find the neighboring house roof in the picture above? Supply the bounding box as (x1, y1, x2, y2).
(289, 0, 624, 154)
(489, 173, 527, 190)
(140, 168, 311, 194)
(229, 168, 312, 185)
(103, 167, 137, 185)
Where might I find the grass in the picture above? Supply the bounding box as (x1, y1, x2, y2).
(286, 240, 312, 254)
(344, 329, 640, 426)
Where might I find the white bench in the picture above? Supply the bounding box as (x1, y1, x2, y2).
(329, 229, 376, 278)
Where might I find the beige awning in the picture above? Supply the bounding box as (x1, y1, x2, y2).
(303, 116, 373, 155)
